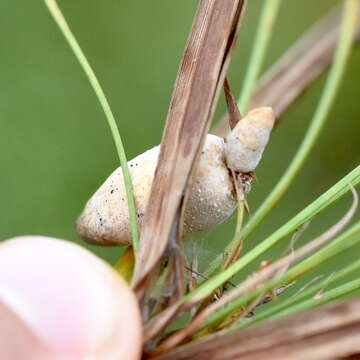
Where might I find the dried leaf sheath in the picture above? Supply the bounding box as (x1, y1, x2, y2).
(151, 299, 360, 360)
(213, 6, 360, 137)
(132, 1, 246, 295)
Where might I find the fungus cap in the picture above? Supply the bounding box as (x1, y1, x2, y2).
(225, 107, 275, 173)
(76, 135, 237, 246)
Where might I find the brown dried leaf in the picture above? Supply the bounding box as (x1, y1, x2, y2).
(132, 0, 247, 299)
(223, 77, 242, 130)
(151, 298, 360, 360)
(213, 6, 360, 137)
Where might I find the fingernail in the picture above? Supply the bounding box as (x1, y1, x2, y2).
(0, 236, 142, 359)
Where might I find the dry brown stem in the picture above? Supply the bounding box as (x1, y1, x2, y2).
(131, 0, 247, 303)
(223, 77, 242, 130)
(213, 6, 360, 137)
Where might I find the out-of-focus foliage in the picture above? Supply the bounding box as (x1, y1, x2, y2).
(0, 0, 359, 269)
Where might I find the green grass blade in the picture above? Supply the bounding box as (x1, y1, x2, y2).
(192, 165, 359, 302)
(241, 0, 360, 239)
(239, 0, 282, 112)
(219, 0, 283, 273)
(233, 221, 360, 329)
(203, 220, 360, 331)
(284, 221, 360, 280)
(222, 200, 244, 270)
(264, 277, 360, 321)
(238, 260, 360, 329)
(44, 0, 140, 252)
(231, 274, 360, 332)
(168, 168, 360, 337)
(206, 0, 359, 276)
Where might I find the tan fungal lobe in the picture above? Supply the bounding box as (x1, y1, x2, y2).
(76, 145, 159, 246)
(76, 135, 237, 246)
(225, 107, 275, 173)
(183, 135, 237, 235)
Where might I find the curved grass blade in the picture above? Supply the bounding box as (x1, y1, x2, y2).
(193, 166, 360, 302)
(150, 186, 358, 353)
(220, 0, 282, 273)
(44, 0, 140, 251)
(213, 5, 360, 137)
(233, 221, 360, 329)
(144, 166, 360, 345)
(238, 0, 282, 113)
(206, 0, 360, 276)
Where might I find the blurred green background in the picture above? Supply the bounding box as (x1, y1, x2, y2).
(0, 0, 359, 282)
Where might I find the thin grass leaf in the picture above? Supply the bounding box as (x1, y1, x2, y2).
(213, 5, 360, 137)
(234, 221, 360, 329)
(210, 0, 283, 277)
(267, 277, 360, 323)
(150, 187, 357, 353)
(144, 165, 360, 345)
(194, 166, 360, 301)
(206, 0, 360, 276)
(238, 0, 283, 113)
(222, 196, 245, 270)
(44, 0, 140, 251)
(284, 221, 360, 281)
(196, 186, 358, 330)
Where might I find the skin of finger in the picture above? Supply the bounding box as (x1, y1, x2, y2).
(0, 300, 62, 360)
(0, 236, 142, 359)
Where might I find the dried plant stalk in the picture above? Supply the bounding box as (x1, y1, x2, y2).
(132, 0, 246, 297)
(152, 299, 360, 360)
(213, 6, 360, 137)
(223, 77, 242, 130)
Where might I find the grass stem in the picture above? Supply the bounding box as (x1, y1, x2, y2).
(44, 0, 140, 252)
(232, 221, 360, 329)
(239, 0, 282, 113)
(206, 0, 359, 276)
(242, 0, 360, 240)
(192, 164, 359, 302)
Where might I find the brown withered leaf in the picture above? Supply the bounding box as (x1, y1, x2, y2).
(132, 0, 247, 299)
(213, 6, 360, 137)
(223, 77, 242, 130)
(151, 298, 360, 360)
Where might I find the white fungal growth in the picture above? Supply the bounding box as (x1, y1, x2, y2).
(76, 135, 236, 246)
(225, 107, 275, 173)
(77, 145, 160, 246)
(76, 107, 275, 246)
(183, 136, 237, 235)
